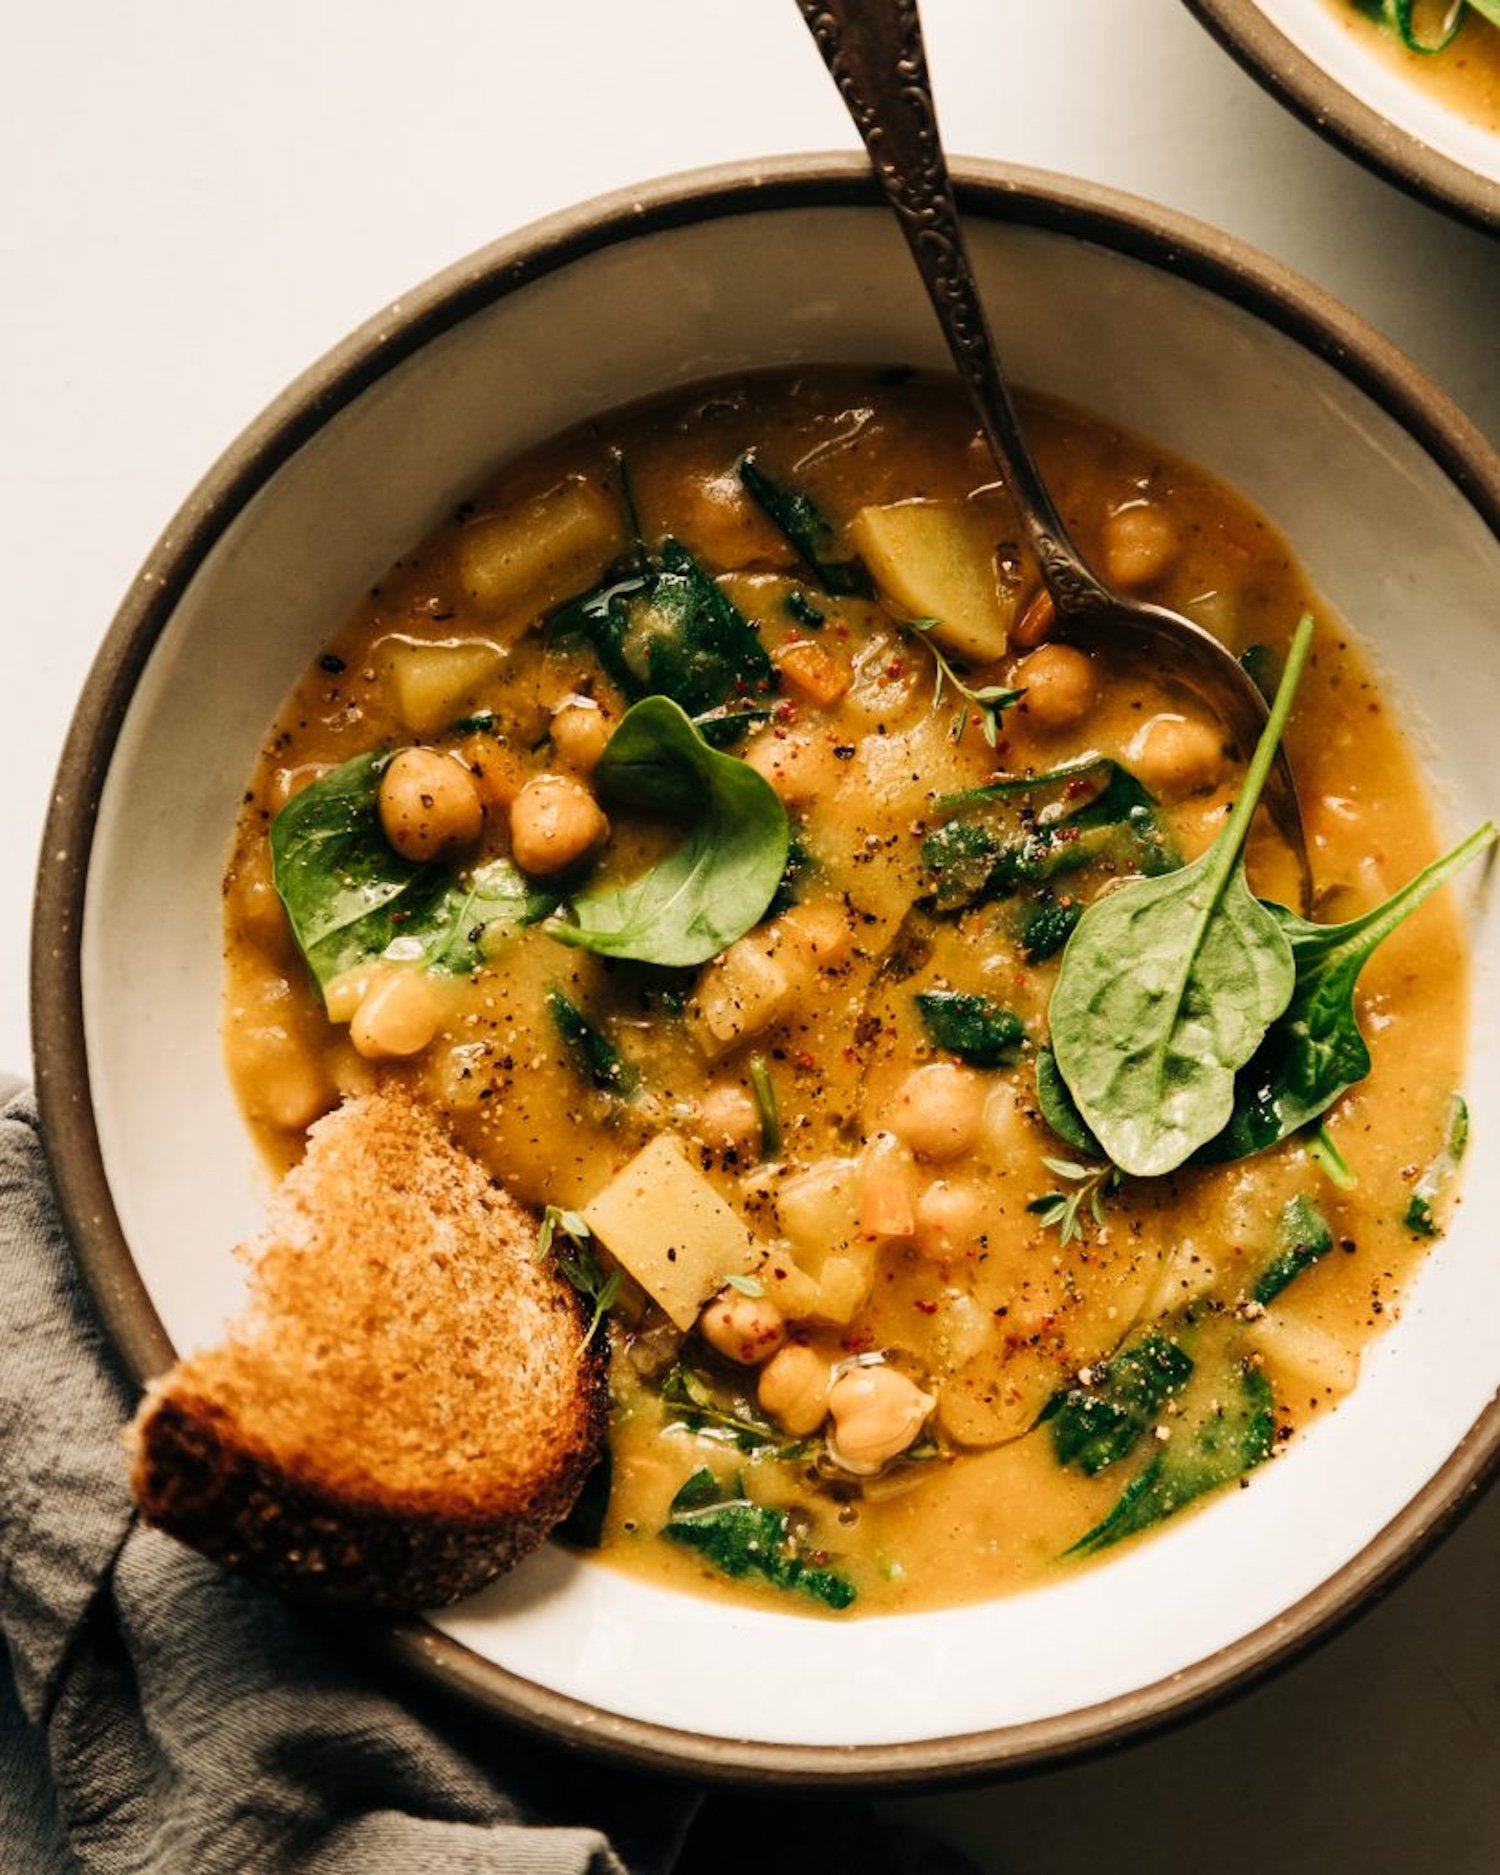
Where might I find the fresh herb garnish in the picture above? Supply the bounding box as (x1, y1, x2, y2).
(662, 1468, 857, 1610)
(736, 454, 871, 597)
(1405, 1094, 1469, 1236)
(269, 750, 557, 992)
(914, 990, 1024, 1067)
(1048, 616, 1315, 1178)
(1026, 1156, 1121, 1246)
(909, 617, 1024, 747)
(660, 1366, 802, 1455)
(538, 1206, 620, 1350)
(547, 696, 790, 968)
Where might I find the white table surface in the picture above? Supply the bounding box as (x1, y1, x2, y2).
(5, 1, 1498, 1865)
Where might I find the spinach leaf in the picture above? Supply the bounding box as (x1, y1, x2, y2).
(737, 454, 871, 597)
(662, 1469, 857, 1610)
(748, 1054, 781, 1158)
(546, 987, 638, 1097)
(1015, 896, 1082, 962)
(914, 990, 1024, 1066)
(548, 696, 789, 968)
(1067, 1359, 1275, 1557)
(1252, 1193, 1334, 1306)
(922, 756, 1179, 913)
(1044, 1333, 1195, 1475)
(1201, 821, 1496, 1163)
(269, 750, 556, 992)
(551, 538, 775, 737)
(1049, 616, 1316, 1178)
(1405, 1093, 1469, 1237)
(1035, 1046, 1104, 1158)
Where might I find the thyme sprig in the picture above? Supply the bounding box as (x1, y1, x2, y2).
(1026, 1156, 1121, 1246)
(538, 1205, 620, 1349)
(909, 617, 1024, 747)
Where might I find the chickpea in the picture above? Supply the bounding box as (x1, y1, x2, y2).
(914, 1179, 988, 1259)
(459, 731, 527, 812)
(1015, 643, 1098, 732)
(1128, 714, 1227, 801)
(826, 1364, 935, 1475)
(509, 772, 609, 876)
(696, 1081, 761, 1154)
(379, 747, 484, 863)
(1102, 502, 1179, 589)
(698, 1287, 787, 1366)
(550, 700, 612, 774)
(758, 1343, 832, 1437)
(883, 1062, 987, 1162)
(350, 968, 441, 1060)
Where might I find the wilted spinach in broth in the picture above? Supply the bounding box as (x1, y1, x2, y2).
(223, 368, 1488, 1616)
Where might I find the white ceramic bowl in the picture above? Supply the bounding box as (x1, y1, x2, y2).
(1186, 0, 1500, 231)
(33, 157, 1500, 1783)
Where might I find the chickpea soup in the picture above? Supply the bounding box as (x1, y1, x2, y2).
(223, 368, 1489, 1617)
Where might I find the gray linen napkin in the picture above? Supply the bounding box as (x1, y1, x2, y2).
(0, 1081, 983, 1875)
(0, 1082, 700, 1874)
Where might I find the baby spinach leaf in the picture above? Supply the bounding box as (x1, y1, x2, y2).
(914, 990, 1024, 1066)
(1044, 1333, 1195, 1475)
(1252, 1193, 1334, 1306)
(1405, 1093, 1469, 1237)
(1049, 616, 1315, 1178)
(548, 696, 790, 968)
(269, 750, 556, 992)
(662, 1471, 857, 1610)
(737, 453, 872, 597)
(552, 537, 775, 738)
(1035, 1046, 1104, 1158)
(545, 987, 638, 1097)
(1202, 820, 1496, 1163)
(1067, 1359, 1275, 1557)
(922, 756, 1179, 913)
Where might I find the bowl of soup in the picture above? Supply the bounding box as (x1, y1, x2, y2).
(33, 156, 1500, 1781)
(1184, 0, 1500, 231)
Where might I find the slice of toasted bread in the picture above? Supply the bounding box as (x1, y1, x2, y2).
(129, 1088, 608, 1610)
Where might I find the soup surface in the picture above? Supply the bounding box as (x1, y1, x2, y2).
(1331, 0, 1500, 132)
(223, 368, 1476, 1617)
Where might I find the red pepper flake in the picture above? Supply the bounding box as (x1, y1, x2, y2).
(913, 1298, 939, 1315)
(792, 1050, 817, 1071)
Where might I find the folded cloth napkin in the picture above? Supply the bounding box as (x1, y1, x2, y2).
(0, 1083, 981, 1875)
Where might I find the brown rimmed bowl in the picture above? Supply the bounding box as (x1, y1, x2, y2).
(1184, 0, 1500, 233)
(31, 155, 1500, 1785)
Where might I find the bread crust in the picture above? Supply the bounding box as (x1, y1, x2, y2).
(127, 1091, 611, 1610)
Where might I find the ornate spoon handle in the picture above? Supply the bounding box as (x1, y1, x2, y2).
(795, 0, 1113, 617)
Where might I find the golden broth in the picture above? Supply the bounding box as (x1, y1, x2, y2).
(1330, 0, 1500, 132)
(223, 369, 1471, 1617)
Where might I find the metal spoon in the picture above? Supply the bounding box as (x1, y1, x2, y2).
(795, 0, 1309, 897)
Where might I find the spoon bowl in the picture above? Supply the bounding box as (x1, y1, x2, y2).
(797, 0, 1310, 892)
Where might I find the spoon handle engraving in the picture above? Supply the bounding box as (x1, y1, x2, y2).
(795, 0, 1113, 615)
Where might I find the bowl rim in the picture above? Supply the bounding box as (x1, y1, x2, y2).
(30, 152, 1500, 1787)
(1182, 0, 1500, 234)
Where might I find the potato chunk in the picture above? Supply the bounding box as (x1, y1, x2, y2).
(582, 1135, 759, 1330)
(381, 639, 502, 736)
(847, 499, 1011, 663)
(457, 477, 622, 619)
